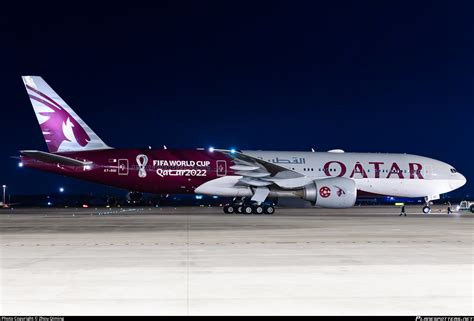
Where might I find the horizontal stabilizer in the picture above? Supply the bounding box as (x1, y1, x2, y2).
(20, 150, 93, 167)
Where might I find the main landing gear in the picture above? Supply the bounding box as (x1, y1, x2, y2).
(422, 205, 431, 214)
(223, 201, 275, 215)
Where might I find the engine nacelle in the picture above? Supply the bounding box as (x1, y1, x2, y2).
(301, 177, 357, 208)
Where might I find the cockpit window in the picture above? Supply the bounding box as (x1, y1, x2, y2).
(450, 168, 457, 173)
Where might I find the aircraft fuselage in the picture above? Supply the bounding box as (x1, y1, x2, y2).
(21, 149, 466, 198)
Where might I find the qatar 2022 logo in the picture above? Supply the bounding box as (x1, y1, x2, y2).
(136, 154, 148, 178)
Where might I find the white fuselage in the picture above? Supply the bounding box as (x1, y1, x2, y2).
(242, 150, 466, 198)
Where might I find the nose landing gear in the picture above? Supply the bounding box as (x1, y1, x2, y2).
(422, 195, 439, 214)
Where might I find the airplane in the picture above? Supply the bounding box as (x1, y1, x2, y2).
(18, 76, 467, 215)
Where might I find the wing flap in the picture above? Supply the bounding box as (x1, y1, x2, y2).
(262, 177, 314, 189)
(239, 177, 273, 187)
(219, 149, 310, 189)
(230, 165, 260, 171)
(234, 170, 270, 178)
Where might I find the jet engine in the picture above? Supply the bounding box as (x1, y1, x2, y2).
(298, 177, 357, 208)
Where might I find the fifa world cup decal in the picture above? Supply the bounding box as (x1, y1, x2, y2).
(136, 154, 148, 178)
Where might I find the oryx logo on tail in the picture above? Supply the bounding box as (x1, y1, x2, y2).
(22, 76, 110, 153)
(26, 84, 90, 151)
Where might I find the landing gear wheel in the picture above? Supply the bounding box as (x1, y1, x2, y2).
(237, 205, 243, 214)
(470, 205, 474, 213)
(253, 205, 264, 214)
(243, 205, 253, 215)
(223, 205, 235, 214)
(422, 206, 431, 214)
(264, 205, 275, 215)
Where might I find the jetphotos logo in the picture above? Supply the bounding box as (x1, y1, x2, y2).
(415, 317, 474, 321)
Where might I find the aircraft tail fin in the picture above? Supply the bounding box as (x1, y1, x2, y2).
(21, 76, 111, 153)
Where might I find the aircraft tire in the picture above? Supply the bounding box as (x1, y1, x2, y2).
(253, 205, 264, 214)
(243, 205, 253, 215)
(224, 205, 235, 214)
(422, 206, 431, 214)
(470, 205, 474, 213)
(264, 205, 275, 215)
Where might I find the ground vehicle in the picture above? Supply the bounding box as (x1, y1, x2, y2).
(458, 200, 474, 213)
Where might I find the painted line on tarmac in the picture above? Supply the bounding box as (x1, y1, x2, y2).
(1, 240, 468, 247)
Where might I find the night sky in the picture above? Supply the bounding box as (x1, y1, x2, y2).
(1, 1, 473, 197)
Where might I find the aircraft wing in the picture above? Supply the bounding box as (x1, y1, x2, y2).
(20, 150, 93, 167)
(218, 149, 313, 189)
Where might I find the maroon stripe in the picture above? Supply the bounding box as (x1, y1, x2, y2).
(29, 94, 61, 111)
(26, 85, 63, 110)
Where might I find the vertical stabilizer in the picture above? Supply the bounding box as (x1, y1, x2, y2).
(21, 76, 111, 153)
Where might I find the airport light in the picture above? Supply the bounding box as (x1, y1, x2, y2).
(59, 187, 65, 193)
(2, 185, 5, 206)
(230, 148, 236, 154)
(208, 146, 214, 152)
(18, 162, 23, 168)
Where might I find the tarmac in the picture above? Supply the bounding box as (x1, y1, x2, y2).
(0, 205, 472, 315)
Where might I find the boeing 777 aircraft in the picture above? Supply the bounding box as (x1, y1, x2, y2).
(18, 76, 468, 214)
